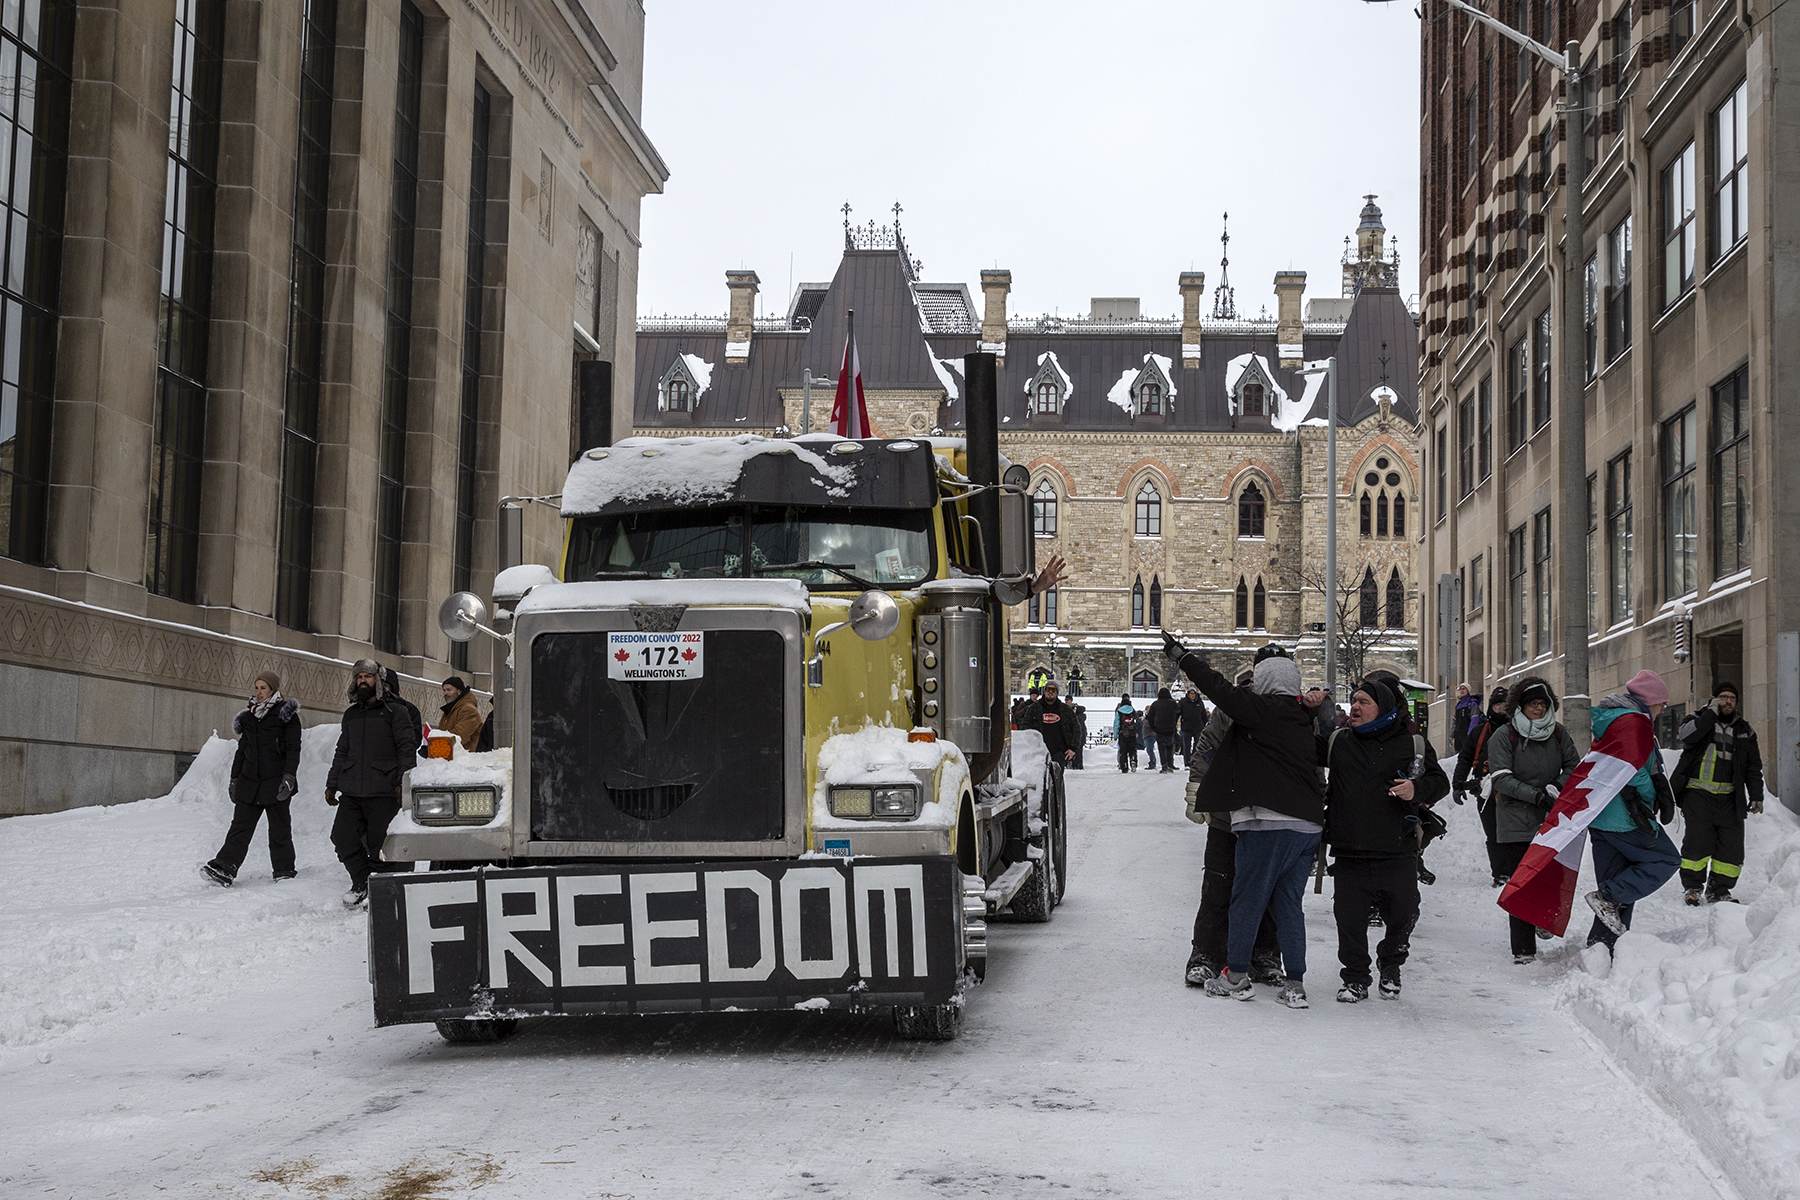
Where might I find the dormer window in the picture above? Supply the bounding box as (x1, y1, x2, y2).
(1228, 354, 1281, 424)
(1026, 352, 1070, 419)
(1242, 383, 1264, 415)
(1140, 382, 1163, 416)
(1109, 355, 1176, 421)
(658, 353, 711, 424)
(666, 378, 691, 413)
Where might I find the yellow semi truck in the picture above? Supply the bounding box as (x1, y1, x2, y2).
(368, 361, 1066, 1042)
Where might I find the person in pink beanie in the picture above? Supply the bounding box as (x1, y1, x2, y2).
(1581, 668, 1682, 951)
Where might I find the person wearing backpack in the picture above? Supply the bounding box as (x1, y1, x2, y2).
(1670, 681, 1765, 905)
(1485, 676, 1580, 962)
(1113, 695, 1141, 773)
(1312, 677, 1450, 1002)
(1454, 686, 1513, 886)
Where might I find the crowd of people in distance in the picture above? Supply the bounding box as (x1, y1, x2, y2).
(199, 663, 492, 907)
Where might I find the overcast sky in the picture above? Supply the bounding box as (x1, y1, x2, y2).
(636, 0, 1423, 322)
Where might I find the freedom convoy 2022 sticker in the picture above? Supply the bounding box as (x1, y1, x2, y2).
(606, 631, 704, 681)
(367, 858, 960, 1024)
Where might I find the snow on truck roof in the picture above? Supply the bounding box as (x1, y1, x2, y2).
(561, 434, 944, 516)
(514, 577, 812, 616)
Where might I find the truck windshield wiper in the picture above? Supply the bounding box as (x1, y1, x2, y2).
(585, 569, 663, 579)
(755, 560, 878, 590)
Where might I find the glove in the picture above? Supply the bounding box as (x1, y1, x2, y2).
(1652, 772, 1677, 826)
(1451, 782, 1469, 805)
(1750, 795, 1764, 815)
(228, 778, 240, 805)
(275, 774, 297, 805)
(1161, 630, 1189, 664)
(324, 789, 339, 807)
(1184, 780, 1206, 825)
(1532, 787, 1554, 810)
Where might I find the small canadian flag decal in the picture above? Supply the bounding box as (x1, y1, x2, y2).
(614, 649, 630, 663)
(681, 648, 697, 662)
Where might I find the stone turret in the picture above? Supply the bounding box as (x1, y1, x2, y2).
(725, 269, 758, 363)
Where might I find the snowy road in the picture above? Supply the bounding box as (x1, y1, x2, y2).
(3, 748, 1748, 1199)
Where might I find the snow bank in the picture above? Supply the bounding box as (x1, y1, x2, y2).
(1566, 803, 1800, 1200)
(514, 576, 810, 616)
(561, 435, 856, 514)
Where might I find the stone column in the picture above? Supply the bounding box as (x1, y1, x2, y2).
(1275, 271, 1307, 369)
(980, 268, 1010, 361)
(725, 268, 758, 362)
(1179, 271, 1205, 366)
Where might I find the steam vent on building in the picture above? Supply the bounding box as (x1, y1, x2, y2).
(635, 201, 1423, 699)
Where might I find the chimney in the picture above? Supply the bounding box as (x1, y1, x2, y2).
(1178, 271, 1205, 365)
(980, 269, 1010, 360)
(725, 269, 758, 363)
(1274, 270, 1306, 369)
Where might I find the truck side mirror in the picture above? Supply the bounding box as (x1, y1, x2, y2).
(993, 464, 1035, 604)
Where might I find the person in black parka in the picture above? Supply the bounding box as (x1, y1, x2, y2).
(326, 659, 419, 907)
(1145, 687, 1181, 774)
(202, 671, 302, 885)
(1022, 682, 1082, 765)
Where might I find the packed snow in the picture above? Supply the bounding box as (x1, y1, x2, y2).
(1104, 354, 1177, 414)
(1025, 351, 1073, 403)
(2, 733, 1790, 1196)
(561, 435, 857, 514)
(513, 576, 811, 615)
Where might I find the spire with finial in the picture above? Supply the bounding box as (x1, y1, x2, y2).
(1210, 213, 1237, 320)
(842, 201, 854, 249)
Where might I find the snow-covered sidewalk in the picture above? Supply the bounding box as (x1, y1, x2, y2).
(0, 746, 1783, 1197)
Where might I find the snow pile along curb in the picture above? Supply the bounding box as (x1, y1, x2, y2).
(1566, 805, 1800, 1200)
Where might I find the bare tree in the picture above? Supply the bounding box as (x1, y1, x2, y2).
(1297, 562, 1389, 688)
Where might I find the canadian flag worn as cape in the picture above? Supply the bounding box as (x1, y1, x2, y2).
(1497, 707, 1657, 936)
(830, 311, 872, 438)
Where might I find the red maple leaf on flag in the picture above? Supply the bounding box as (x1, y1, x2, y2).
(613, 649, 630, 663)
(681, 648, 697, 662)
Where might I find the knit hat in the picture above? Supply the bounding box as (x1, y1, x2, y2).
(1489, 685, 1509, 706)
(1714, 681, 1738, 699)
(443, 675, 468, 695)
(1254, 642, 1292, 663)
(1251, 656, 1301, 697)
(1626, 669, 1670, 707)
(255, 670, 281, 694)
(1355, 677, 1398, 718)
(1515, 679, 1558, 710)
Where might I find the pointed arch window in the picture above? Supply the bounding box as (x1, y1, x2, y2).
(1242, 383, 1265, 415)
(1135, 482, 1162, 536)
(1149, 576, 1162, 627)
(1359, 568, 1379, 628)
(1376, 492, 1389, 537)
(1044, 586, 1058, 627)
(1238, 481, 1265, 538)
(1132, 669, 1159, 698)
(1131, 576, 1146, 627)
(1360, 493, 1372, 537)
(1032, 481, 1058, 536)
(1034, 380, 1060, 414)
(1140, 381, 1164, 416)
(1235, 578, 1249, 630)
(666, 376, 691, 413)
(1253, 578, 1267, 630)
(1394, 493, 1407, 537)
(1386, 569, 1405, 629)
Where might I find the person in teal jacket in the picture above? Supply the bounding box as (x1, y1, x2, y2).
(1584, 669, 1682, 951)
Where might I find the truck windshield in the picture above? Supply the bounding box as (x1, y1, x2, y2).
(566, 506, 934, 588)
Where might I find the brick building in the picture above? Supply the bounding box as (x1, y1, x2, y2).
(633, 202, 1424, 700)
(0, 0, 664, 813)
(1413, 0, 1800, 803)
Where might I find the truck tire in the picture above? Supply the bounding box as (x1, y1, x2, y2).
(1007, 809, 1057, 924)
(893, 1002, 960, 1041)
(1049, 764, 1068, 906)
(434, 1017, 519, 1045)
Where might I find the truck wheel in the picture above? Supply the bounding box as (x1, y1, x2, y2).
(1007, 808, 1057, 924)
(893, 1003, 960, 1041)
(434, 1018, 518, 1045)
(1050, 766, 1068, 905)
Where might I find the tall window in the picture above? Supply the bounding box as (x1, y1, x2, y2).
(665, 376, 690, 412)
(1394, 493, 1407, 537)
(1027, 591, 1039, 626)
(1148, 576, 1162, 628)
(1241, 382, 1265, 416)
(1131, 576, 1145, 628)
(1134, 482, 1161, 537)
(1252, 578, 1266, 631)
(1514, 0, 1532, 91)
(1713, 81, 1749, 260)
(1140, 382, 1163, 416)
(1376, 492, 1389, 537)
(0, 0, 76, 565)
(1360, 491, 1372, 538)
(1663, 142, 1696, 307)
(1478, 374, 1492, 482)
(1466, 85, 1478, 180)
(1580, 54, 1599, 178)
(1043, 586, 1057, 627)
(1469, 552, 1484, 611)
(1507, 336, 1529, 451)
(1435, 425, 1447, 520)
(1712, 366, 1749, 577)
(1034, 380, 1059, 414)
(1586, 475, 1599, 633)
(1508, 525, 1527, 662)
(1531, 308, 1552, 431)
(276, 0, 339, 628)
(1514, 167, 1529, 258)
(1583, 252, 1599, 381)
(1030, 587, 1059, 627)
(1607, 451, 1634, 624)
(146, 0, 226, 602)
(1670, 0, 1695, 57)
(1032, 482, 1057, 536)
(452, 83, 496, 668)
(1606, 215, 1631, 363)
(1532, 508, 1552, 656)
(373, 1, 425, 652)
(1458, 391, 1475, 499)
(1359, 568, 1378, 629)
(1237, 481, 1265, 538)
(1385, 569, 1405, 629)
(1663, 407, 1697, 598)
(1234, 578, 1249, 631)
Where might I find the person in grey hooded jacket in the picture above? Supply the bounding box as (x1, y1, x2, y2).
(1485, 676, 1580, 961)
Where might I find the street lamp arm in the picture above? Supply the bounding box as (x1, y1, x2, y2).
(1439, 0, 1567, 71)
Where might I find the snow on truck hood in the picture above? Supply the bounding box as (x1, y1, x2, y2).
(562, 435, 857, 514)
(513, 577, 811, 615)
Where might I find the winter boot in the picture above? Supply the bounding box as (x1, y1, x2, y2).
(1513, 953, 1535, 965)
(273, 871, 297, 881)
(1248, 954, 1284, 987)
(1335, 983, 1368, 1003)
(1274, 980, 1308, 1009)
(200, 861, 234, 887)
(1705, 890, 1740, 904)
(1184, 954, 1219, 987)
(1417, 862, 1437, 886)
(1683, 889, 1703, 906)
(1378, 972, 1402, 999)
(1585, 890, 1627, 936)
(1491, 873, 1509, 888)
(1534, 926, 1554, 941)
(343, 883, 369, 909)
(1203, 969, 1254, 1000)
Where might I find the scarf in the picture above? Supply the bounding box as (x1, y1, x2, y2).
(252, 690, 282, 720)
(1511, 710, 1557, 741)
(1353, 705, 1401, 737)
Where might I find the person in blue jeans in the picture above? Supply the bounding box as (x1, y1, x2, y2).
(1164, 633, 1326, 1009)
(1584, 669, 1682, 951)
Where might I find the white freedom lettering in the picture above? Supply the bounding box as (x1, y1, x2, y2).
(486, 877, 554, 988)
(556, 875, 625, 987)
(853, 864, 930, 978)
(630, 873, 702, 984)
(779, 868, 851, 980)
(704, 870, 777, 982)
(404, 879, 477, 994)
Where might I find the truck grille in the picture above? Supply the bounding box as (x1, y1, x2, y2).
(605, 783, 696, 821)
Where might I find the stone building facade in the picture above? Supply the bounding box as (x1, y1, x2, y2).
(0, 0, 664, 813)
(633, 202, 1424, 702)
(1414, 0, 1800, 805)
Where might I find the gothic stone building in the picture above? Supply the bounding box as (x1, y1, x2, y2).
(1414, 0, 1800, 805)
(633, 201, 1423, 701)
(0, 0, 664, 813)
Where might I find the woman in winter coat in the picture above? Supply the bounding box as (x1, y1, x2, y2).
(1485, 676, 1579, 962)
(1113, 695, 1141, 773)
(202, 671, 303, 885)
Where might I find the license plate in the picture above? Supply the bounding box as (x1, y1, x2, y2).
(606, 631, 704, 680)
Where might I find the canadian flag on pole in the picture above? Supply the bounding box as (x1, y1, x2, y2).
(830, 308, 872, 438)
(1497, 708, 1657, 936)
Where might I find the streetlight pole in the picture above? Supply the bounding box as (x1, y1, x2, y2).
(1301, 357, 1339, 699)
(1373, 0, 1589, 743)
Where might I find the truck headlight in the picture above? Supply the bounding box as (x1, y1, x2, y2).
(412, 786, 497, 825)
(829, 783, 919, 820)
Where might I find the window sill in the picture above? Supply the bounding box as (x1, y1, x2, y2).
(1703, 239, 1749, 286)
(1237, 536, 1267, 543)
(1653, 286, 1698, 333)
(1599, 347, 1632, 383)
